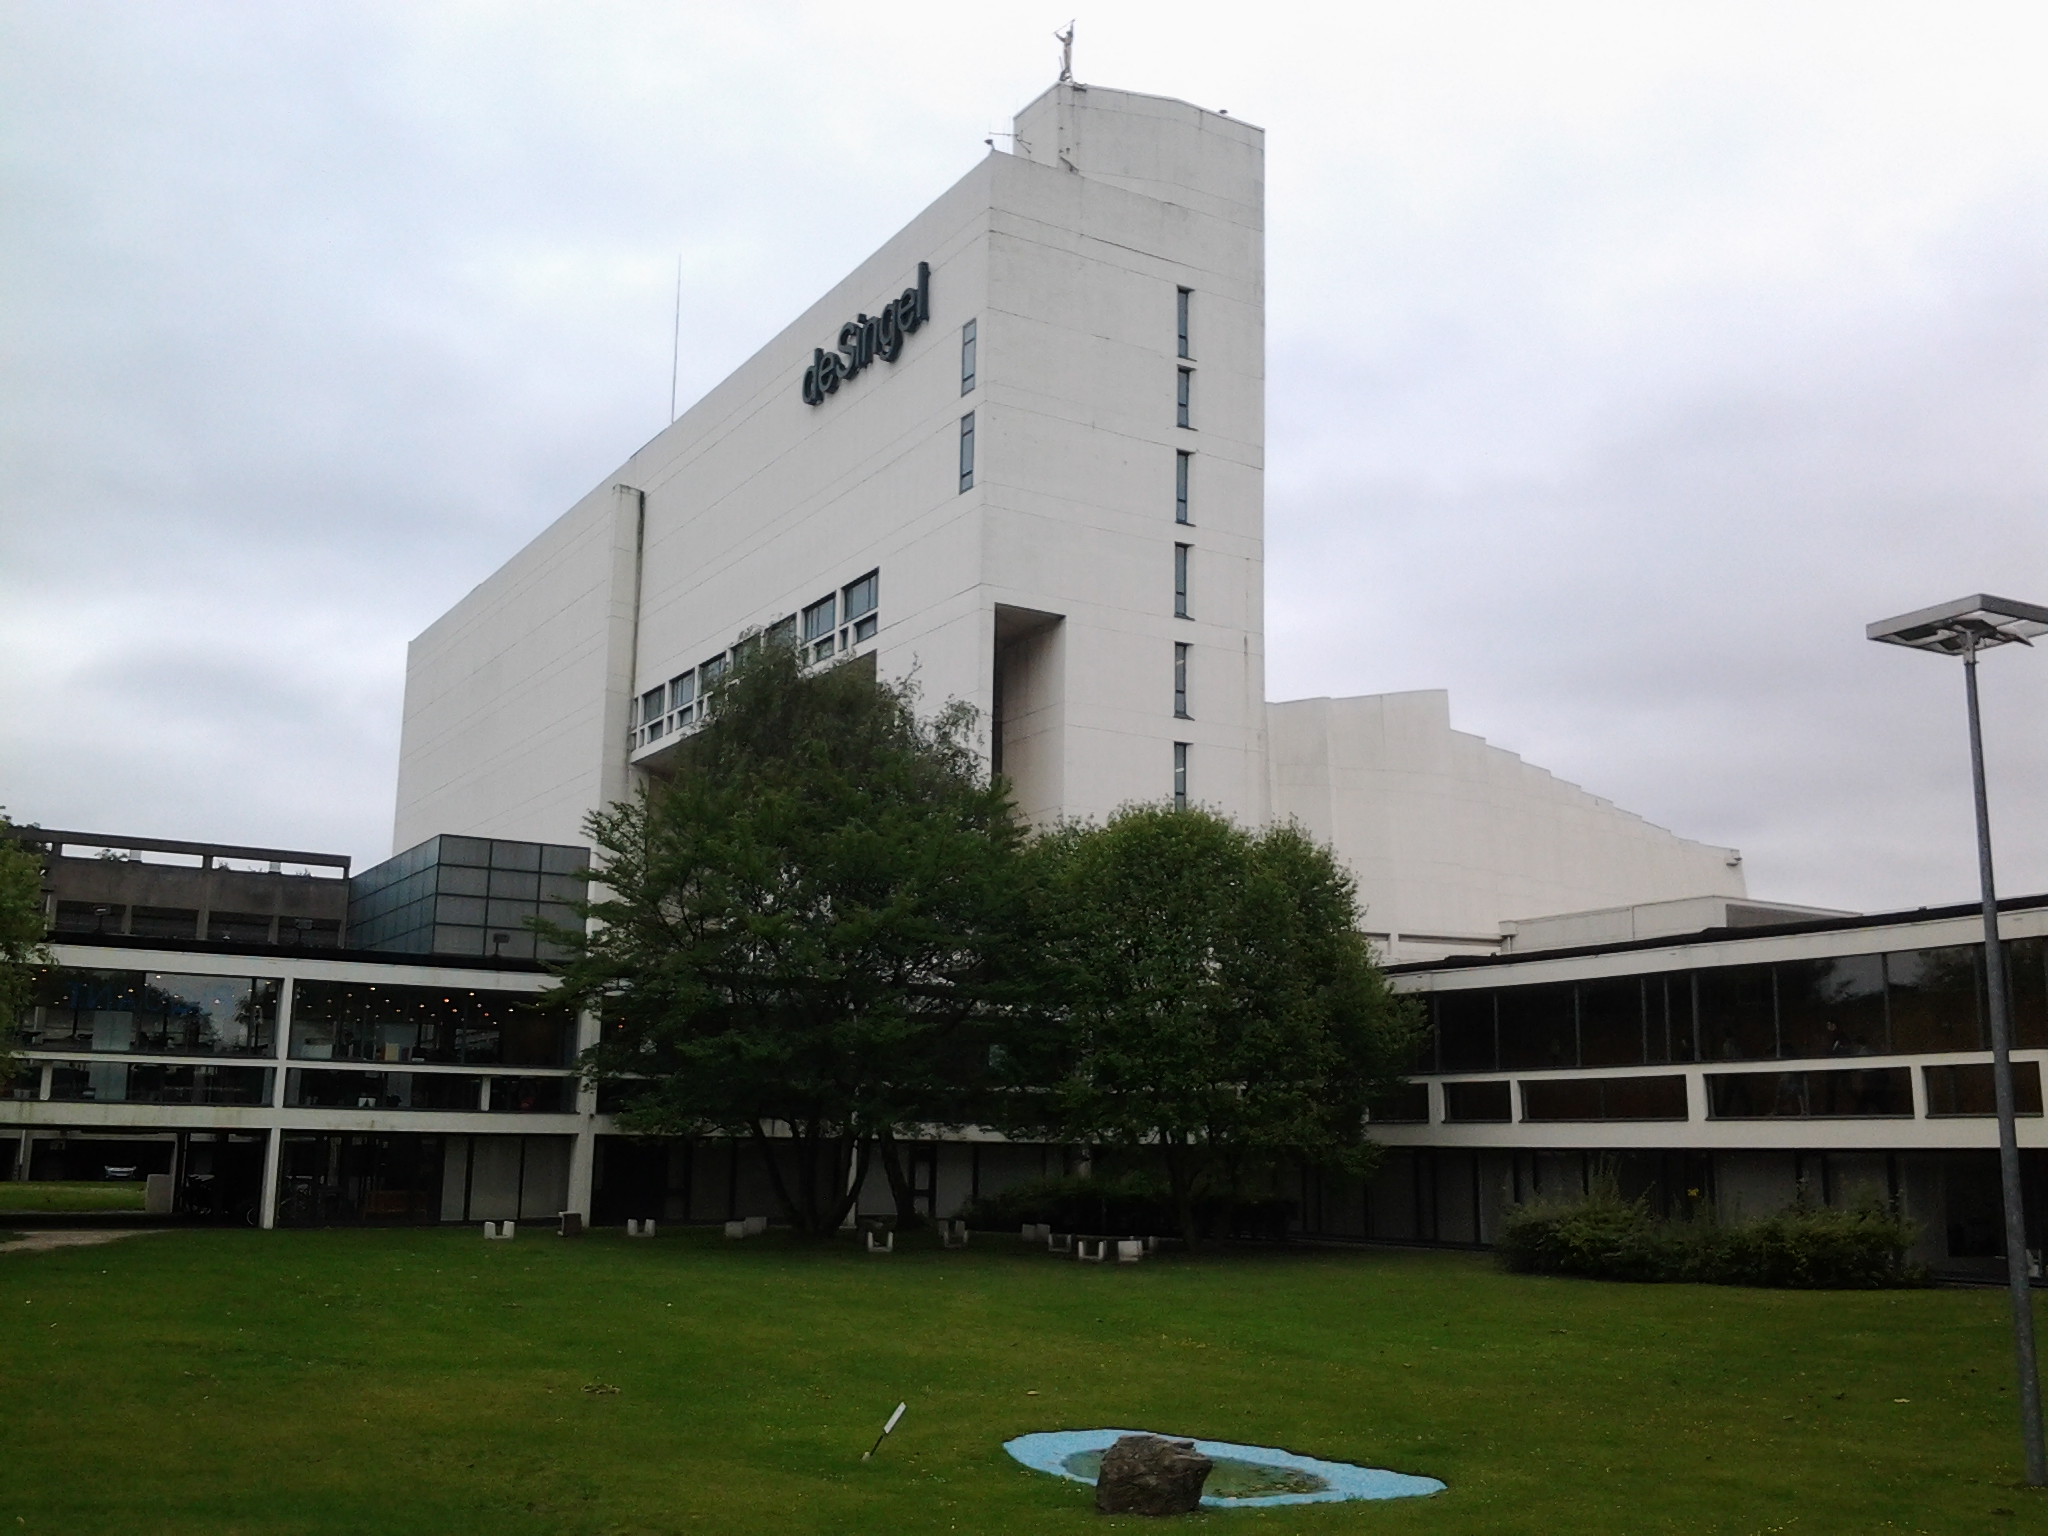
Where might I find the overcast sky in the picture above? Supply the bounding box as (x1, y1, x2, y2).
(2, 2, 2042, 914)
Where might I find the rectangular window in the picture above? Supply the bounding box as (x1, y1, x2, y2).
(802, 595, 836, 660)
(1176, 287, 1191, 359)
(1176, 368, 1191, 429)
(959, 410, 975, 492)
(1887, 945, 1982, 1053)
(699, 654, 727, 696)
(1174, 543, 1190, 618)
(23, 969, 279, 1056)
(1577, 976, 1647, 1068)
(1442, 1080, 1512, 1123)
(669, 670, 695, 726)
(1369, 1081, 1430, 1124)
(1435, 991, 1497, 1073)
(640, 685, 667, 743)
(960, 318, 977, 394)
(1522, 1075, 1688, 1122)
(765, 614, 797, 648)
(1697, 963, 1776, 1061)
(1173, 642, 1189, 718)
(1776, 953, 1888, 1059)
(1497, 983, 1577, 1071)
(843, 570, 879, 644)
(1172, 741, 1188, 809)
(1175, 450, 1191, 524)
(1705, 1067, 1913, 1119)
(1925, 1061, 2045, 1116)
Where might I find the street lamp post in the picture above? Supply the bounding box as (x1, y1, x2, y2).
(1869, 593, 2048, 1487)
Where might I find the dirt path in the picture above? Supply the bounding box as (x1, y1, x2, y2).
(0, 1228, 173, 1256)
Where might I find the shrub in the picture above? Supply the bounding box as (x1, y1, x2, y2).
(1498, 1192, 1925, 1289)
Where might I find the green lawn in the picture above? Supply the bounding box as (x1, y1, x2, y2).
(1, 1227, 2044, 1534)
(0, 1180, 146, 1212)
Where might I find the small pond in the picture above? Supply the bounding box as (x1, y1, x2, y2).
(1003, 1429, 1445, 1509)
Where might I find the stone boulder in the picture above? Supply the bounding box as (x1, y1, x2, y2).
(1094, 1434, 1213, 1516)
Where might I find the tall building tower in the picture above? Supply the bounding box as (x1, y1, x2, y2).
(393, 84, 1267, 848)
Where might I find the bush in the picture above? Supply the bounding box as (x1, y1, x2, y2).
(960, 1174, 1298, 1241)
(1497, 1192, 1925, 1289)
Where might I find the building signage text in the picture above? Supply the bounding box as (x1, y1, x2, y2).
(801, 261, 930, 406)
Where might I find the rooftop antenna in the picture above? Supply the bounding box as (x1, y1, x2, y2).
(1056, 21, 1074, 83)
(668, 254, 682, 423)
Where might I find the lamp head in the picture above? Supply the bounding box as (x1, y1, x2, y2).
(1867, 594, 2048, 656)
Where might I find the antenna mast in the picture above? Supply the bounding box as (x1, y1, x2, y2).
(668, 255, 682, 423)
(1056, 21, 1074, 83)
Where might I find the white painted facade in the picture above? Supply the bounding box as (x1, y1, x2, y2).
(392, 80, 1743, 955)
(1268, 691, 1750, 962)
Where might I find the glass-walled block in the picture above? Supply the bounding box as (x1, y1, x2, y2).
(46, 1061, 271, 1106)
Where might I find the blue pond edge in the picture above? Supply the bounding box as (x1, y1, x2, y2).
(1003, 1428, 1445, 1508)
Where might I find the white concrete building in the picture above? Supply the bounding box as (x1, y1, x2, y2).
(391, 80, 1743, 958)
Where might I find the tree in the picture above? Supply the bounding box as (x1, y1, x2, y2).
(552, 640, 1027, 1235)
(0, 814, 52, 1082)
(1005, 805, 1424, 1245)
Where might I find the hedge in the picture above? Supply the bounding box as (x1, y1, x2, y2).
(1497, 1192, 1926, 1288)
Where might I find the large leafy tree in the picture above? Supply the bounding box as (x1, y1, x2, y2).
(1006, 805, 1423, 1245)
(0, 814, 52, 1081)
(552, 641, 1026, 1234)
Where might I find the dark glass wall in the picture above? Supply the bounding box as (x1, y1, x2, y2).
(23, 968, 278, 1055)
(290, 980, 573, 1066)
(1421, 934, 2045, 1074)
(346, 835, 588, 960)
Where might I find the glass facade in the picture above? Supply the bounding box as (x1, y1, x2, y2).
(47, 1061, 272, 1106)
(22, 968, 278, 1055)
(289, 980, 573, 1066)
(1421, 935, 2048, 1074)
(345, 835, 588, 960)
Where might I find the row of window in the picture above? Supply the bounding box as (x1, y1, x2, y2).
(9, 1062, 576, 1113)
(1416, 938, 2048, 1074)
(20, 970, 573, 1066)
(1381, 1060, 2046, 1125)
(1171, 286, 1197, 809)
(634, 570, 881, 748)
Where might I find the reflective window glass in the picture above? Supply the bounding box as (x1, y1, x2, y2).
(1887, 946, 1982, 1053)
(1776, 953, 1888, 1059)
(1577, 976, 1645, 1067)
(1697, 965, 1776, 1061)
(1436, 991, 1496, 1073)
(23, 969, 276, 1056)
(1498, 983, 1576, 1070)
(1925, 1061, 2044, 1116)
(1442, 1080, 1511, 1122)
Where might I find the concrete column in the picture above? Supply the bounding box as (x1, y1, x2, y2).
(271, 977, 292, 1109)
(564, 1005, 601, 1219)
(258, 1126, 281, 1230)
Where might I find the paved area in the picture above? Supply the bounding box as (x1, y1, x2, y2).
(0, 1228, 172, 1256)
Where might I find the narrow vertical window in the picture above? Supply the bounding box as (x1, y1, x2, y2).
(959, 410, 975, 492)
(1175, 450, 1191, 524)
(1174, 543, 1190, 618)
(1173, 742, 1188, 808)
(1173, 642, 1190, 718)
(1176, 288, 1191, 359)
(960, 318, 977, 394)
(802, 595, 836, 661)
(843, 570, 879, 643)
(1176, 368, 1191, 429)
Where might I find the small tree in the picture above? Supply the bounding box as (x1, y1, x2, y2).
(551, 641, 1026, 1234)
(1006, 805, 1423, 1245)
(0, 814, 52, 1082)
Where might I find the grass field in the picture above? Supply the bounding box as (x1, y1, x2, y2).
(2, 1226, 2045, 1534)
(0, 1181, 147, 1213)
